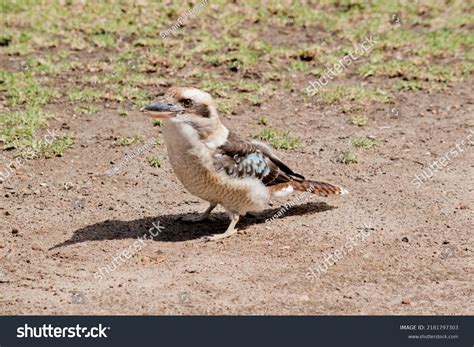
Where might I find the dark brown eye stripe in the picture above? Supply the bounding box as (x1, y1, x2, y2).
(195, 104, 210, 118)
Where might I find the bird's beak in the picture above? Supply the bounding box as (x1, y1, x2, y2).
(140, 101, 182, 119)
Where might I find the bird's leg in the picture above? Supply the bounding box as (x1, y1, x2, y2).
(181, 203, 217, 222)
(202, 211, 240, 242)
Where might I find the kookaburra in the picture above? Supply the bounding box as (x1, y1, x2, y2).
(141, 87, 348, 241)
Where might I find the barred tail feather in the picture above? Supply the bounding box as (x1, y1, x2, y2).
(290, 180, 348, 196)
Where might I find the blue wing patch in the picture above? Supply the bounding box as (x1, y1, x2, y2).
(221, 152, 271, 179)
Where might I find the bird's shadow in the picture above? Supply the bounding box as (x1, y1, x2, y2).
(51, 202, 335, 249)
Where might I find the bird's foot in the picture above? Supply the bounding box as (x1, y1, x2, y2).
(201, 228, 239, 242)
(201, 212, 240, 242)
(180, 213, 209, 223)
(181, 203, 217, 223)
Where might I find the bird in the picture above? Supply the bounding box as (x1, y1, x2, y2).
(141, 87, 348, 241)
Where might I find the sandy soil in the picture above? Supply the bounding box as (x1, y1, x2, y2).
(1, 73, 472, 315)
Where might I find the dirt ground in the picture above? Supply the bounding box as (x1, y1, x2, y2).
(0, 1, 473, 315)
(0, 77, 472, 315)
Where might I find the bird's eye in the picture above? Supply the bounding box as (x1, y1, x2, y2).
(183, 99, 193, 108)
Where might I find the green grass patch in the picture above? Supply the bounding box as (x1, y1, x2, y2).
(200, 79, 231, 95)
(397, 80, 423, 91)
(418, 29, 473, 57)
(0, 106, 73, 157)
(0, 71, 59, 107)
(115, 135, 145, 146)
(244, 94, 263, 106)
(74, 105, 98, 115)
(0, 107, 51, 150)
(216, 98, 239, 115)
(67, 87, 104, 102)
(152, 119, 163, 127)
(147, 155, 161, 168)
(19, 134, 74, 159)
(118, 109, 128, 117)
(256, 116, 268, 125)
(91, 33, 116, 48)
(351, 137, 378, 149)
(254, 128, 302, 150)
(348, 114, 368, 126)
(337, 151, 358, 164)
(358, 59, 469, 85)
(288, 60, 310, 71)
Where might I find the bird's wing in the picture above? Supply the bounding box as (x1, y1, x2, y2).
(213, 132, 305, 186)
